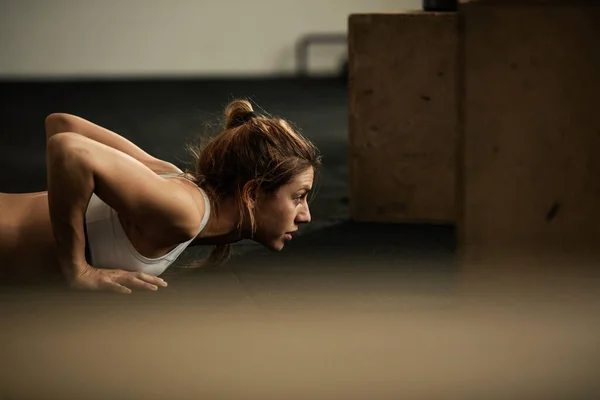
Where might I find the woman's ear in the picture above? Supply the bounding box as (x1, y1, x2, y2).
(240, 179, 261, 235)
(241, 179, 260, 210)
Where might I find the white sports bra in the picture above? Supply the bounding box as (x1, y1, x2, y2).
(83, 173, 210, 276)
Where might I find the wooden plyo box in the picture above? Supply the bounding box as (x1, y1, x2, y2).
(348, 12, 459, 224)
(459, 0, 600, 265)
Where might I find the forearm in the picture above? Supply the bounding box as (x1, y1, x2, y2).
(45, 113, 181, 174)
(46, 133, 95, 281)
(46, 113, 127, 146)
(45, 113, 139, 155)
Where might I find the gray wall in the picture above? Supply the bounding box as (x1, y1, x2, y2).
(0, 0, 420, 78)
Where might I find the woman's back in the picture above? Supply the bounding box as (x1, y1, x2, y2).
(0, 192, 61, 280)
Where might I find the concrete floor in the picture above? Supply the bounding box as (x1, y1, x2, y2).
(1, 78, 598, 399)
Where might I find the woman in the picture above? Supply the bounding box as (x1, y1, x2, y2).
(0, 99, 321, 294)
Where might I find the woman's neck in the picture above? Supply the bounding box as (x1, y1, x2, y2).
(190, 195, 250, 246)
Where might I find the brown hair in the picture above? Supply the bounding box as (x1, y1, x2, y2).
(184, 99, 322, 267)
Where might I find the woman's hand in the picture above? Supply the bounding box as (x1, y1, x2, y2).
(67, 263, 168, 294)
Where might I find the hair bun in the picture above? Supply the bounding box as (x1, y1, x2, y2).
(224, 99, 256, 129)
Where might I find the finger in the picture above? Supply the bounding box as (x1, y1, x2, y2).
(120, 275, 159, 291)
(135, 272, 168, 288)
(100, 277, 132, 294)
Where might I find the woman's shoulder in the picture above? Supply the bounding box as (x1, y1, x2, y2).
(146, 159, 184, 175)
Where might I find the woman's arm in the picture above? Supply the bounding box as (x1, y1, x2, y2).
(45, 113, 183, 174)
(46, 132, 201, 293)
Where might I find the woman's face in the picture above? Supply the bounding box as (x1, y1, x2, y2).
(253, 167, 314, 251)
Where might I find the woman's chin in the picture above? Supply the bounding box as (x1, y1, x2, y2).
(271, 241, 286, 252)
(262, 238, 286, 252)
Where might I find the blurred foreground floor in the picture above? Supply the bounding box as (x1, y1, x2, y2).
(2, 269, 599, 400)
